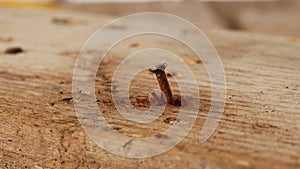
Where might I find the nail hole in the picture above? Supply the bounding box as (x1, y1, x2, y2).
(130, 43, 140, 48)
(113, 127, 121, 131)
(195, 59, 202, 64)
(4, 47, 24, 54)
(59, 97, 73, 103)
(164, 117, 177, 124)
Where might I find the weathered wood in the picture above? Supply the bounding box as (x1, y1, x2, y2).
(0, 6, 299, 169)
(64, 0, 300, 37)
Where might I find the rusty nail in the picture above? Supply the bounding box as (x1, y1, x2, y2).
(149, 63, 174, 105)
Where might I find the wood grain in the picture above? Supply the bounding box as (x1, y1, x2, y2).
(0, 7, 299, 169)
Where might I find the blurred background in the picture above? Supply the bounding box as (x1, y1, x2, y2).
(1, 0, 300, 37)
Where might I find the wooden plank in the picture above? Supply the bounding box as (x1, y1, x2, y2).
(0, 7, 299, 169)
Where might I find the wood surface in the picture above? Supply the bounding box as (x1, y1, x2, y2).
(0, 6, 299, 169)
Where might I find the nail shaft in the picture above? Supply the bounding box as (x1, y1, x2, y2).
(149, 63, 174, 105)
